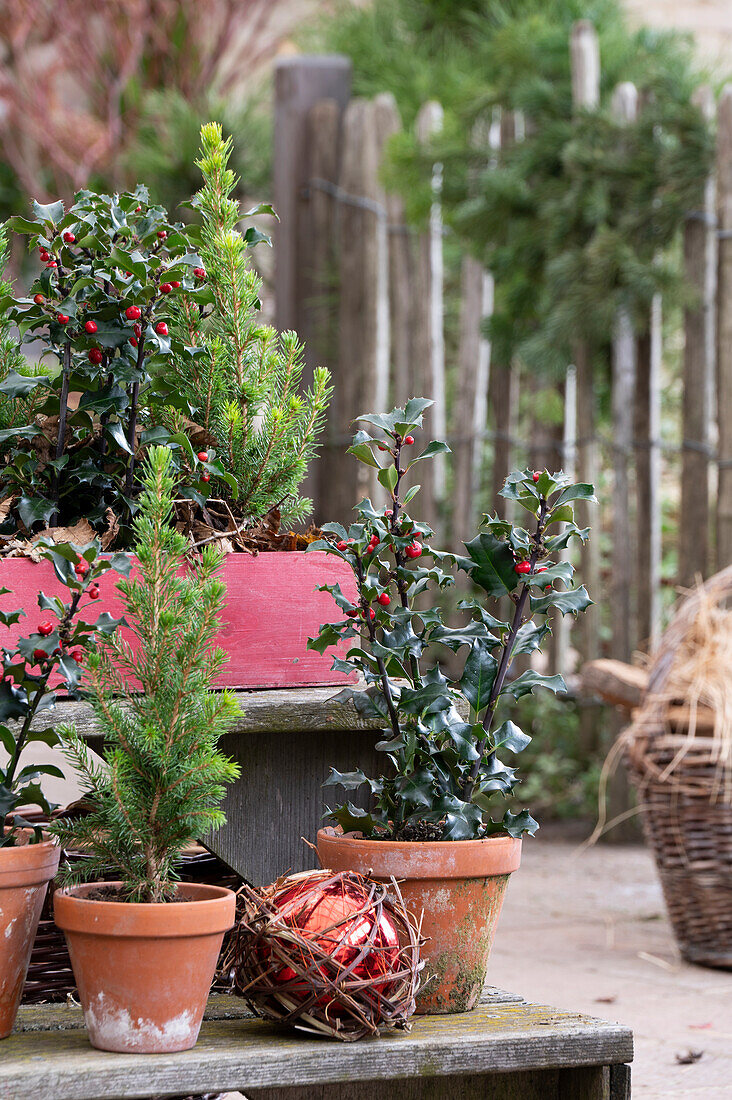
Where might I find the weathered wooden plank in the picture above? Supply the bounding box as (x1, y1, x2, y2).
(0, 1001, 633, 1100)
(680, 86, 716, 588)
(12, 987, 523, 1035)
(31, 683, 385, 742)
(580, 659, 648, 711)
(249, 1068, 561, 1100)
(717, 85, 732, 568)
(570, 22, 601, 665)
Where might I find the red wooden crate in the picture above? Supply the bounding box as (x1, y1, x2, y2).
(0, 551, 357, 690)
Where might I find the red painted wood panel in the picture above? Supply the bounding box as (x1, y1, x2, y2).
(0, 551, 357, 690)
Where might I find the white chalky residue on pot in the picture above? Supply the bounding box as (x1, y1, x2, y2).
(86, 992, 196, 1050)
(4, 918, 15, 938)
(419, 887, 452, 913)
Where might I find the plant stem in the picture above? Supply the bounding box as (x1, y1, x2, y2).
(461, 497, 548, 801)
(49, 340, 71, 528)
(354, 554, 401, 744)
(389, 437, 423, 686)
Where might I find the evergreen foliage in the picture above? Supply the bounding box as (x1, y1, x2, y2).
(308, 401, 594, 841)
(316, 0, 714, 372)
(169, 122, 333, 523)
(52, 447, 241, 902)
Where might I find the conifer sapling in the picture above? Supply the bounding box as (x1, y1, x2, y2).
(52, 446, 241, 902)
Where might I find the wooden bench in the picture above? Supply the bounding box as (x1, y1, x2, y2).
(44, 684, 390, 883)
(3, 989, 632, 1100)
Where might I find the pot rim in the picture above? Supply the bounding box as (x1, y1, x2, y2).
(317, 826, 522, 879)
(0, 832, 60, 886)
(53, 880, 237, 938)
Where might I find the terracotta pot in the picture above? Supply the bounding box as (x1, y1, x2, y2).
(317, 827, 521, 1014)
(0, 551, 357, 690)
(0, 833, 60, 1038)
(53, 881, 236, 1053)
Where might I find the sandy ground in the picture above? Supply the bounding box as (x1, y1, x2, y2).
(486, 827, 732, 1100)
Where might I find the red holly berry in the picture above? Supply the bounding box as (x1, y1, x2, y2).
(130, 337, 138, 347)
(39, 251, 49, 263)
(346, 608, 358, 618)
(157, 230, 167, 240)
(57, 313, 69, 325)
(62, 231, 76, 243)
(194, 451, 208, 463)
(38, 621, 54, 637)
(88, 586, 100, 600)
(33, 649, 48, 663)
(125, 305, 142, 321)
(362, 607, 376, 621)
(84, 320, 98, 334)
(201, 472, 211, 483)
(384, 509, 393, 517)
(46, 260, 57, 269)
(159, 283, 172, 294)
(135, 205, 142, 212)
(536, 566, 547, 573)
(405, 542, 422, 559)
(133, 323, 142, 338)
(74, 559, 90, 576)
(336, 540, 349, 552)
(404, 435, 414, 445)
(125, 271, 132, 278)
(33, 293, 45, 305)
(377, 592, 391, 606)
(193, 266, 206, 280)
(69, 646, 84, 664)
(514, 561, 531, 575)
(377, 444, 388, 452)
(155, 321, 168, 336)
(532, 471, 541, 483)
(171, 281, 181, 288)
(88, 347, 103, 364)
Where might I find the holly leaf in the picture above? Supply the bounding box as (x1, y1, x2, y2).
(0, 680, 27, 721)
(511, 620, 551, 657)
(553, 483, 597, 508)
(459, 640, 498, 713)
(492, 720, 531, 753)
(323, 768, 370, 791)
(459, 532, 517, 598)
(330, 802, 376, 836)
(32, 199, 65, 225)
(501, 670, 566, 701)
(530, 586, 593, 617)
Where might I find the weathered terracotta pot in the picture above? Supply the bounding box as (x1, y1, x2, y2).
(0, 833, 60, 1038)
(53, 881, 235, 1053)
(317, 828, 521, 1014)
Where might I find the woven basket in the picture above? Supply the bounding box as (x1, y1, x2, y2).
(22, 841, 241, 1004)
(626, 566, 732, 970)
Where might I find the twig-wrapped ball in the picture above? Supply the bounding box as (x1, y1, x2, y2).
(222, 869, 423, 1040)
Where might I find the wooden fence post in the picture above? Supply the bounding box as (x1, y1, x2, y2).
(306, 99, 344, 523)
(273, 55, 351, 517)
(325, 98, 387, 522)
(453, 256, 493, 545)
(679, 85, 716, 588)
(610, 82, 638, 663)
(490, 110, 520, 523)
(413, 101, 446, 538)
(717, 85, 732, 568)
(374, 93, 413, 410)
(570, 20, 601, 663)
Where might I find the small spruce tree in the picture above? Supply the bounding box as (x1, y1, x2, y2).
(53, 446, 241, 903)
(169, 122, 333, 524)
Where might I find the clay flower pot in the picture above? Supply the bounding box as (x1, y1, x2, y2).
(0, 834, 60, 1038)
(53, 882, 236, 1053)
(317, 827, 521, 1014)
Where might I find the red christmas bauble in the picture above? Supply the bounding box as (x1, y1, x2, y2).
(263, 875, 401, 1011)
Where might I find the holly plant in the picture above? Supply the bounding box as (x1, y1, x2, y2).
(0, 541, 130, 845)
(307, 399, 595, 841)
(0, 189, 235, 540)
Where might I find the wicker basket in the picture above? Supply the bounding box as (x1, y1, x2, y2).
(626, 566, 732, 970)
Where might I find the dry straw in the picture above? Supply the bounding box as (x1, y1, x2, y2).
(221, 869, 424, 1041)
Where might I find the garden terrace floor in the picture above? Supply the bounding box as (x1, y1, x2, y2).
(484, 824, 732, 1099)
